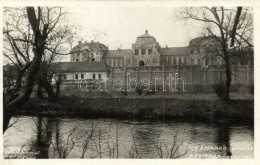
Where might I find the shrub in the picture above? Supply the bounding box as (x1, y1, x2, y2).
(212, 81, 226, 99)
(136, 85, 143, 96)
(145, 86, 156, 95)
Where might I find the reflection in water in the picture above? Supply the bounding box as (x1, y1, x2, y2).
(3, 116, 254, 159)
(28, 116, 54, 158)
(215, 123, 232, 158)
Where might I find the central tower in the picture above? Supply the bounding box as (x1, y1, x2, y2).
(128, 30, 161, 67)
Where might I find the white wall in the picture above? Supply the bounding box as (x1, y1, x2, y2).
(63, 72, 107, 80)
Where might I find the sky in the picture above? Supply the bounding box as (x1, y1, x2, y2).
(67, 6, 205, 50)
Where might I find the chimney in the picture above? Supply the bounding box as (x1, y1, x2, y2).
(78, 41, 82, 45)
(118, 47, 121, 51)
(91, 40, 93, 43)
(166, 45, 168, 49)
(145, 29, 148, 34)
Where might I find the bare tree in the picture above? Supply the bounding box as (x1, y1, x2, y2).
(3, 7, 73, 133)
(177, 7, 253, 101)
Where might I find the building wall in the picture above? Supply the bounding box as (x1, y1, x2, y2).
(63, 72, 107, 81)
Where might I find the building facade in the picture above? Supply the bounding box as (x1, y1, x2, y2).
(56, 30, 253, 84)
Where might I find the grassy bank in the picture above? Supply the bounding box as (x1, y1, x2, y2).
(18, 95, 254, 124)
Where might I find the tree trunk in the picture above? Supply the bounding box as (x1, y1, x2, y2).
(224, 57, 231, 101)
(37, 81, 44, 100)
(41, 76, 55, 101)
(56, 80, 61, 96)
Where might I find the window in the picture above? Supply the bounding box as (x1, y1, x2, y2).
(147, 58, 150, 64)
(148, 49, 152, 55)
(98, 73, 101, 79)
(92, 74, 96, 79)
(92, 58, 95, 62)
(191, 50, 194, 54)
(168, 57, 172, 66)
(64, 74, 67, 80)
(113, 58, 116, 66)
(76, 59, 79, 62)
(141, 49, 146, 55)
(162, 57, 167, 65)
(183, 57, 187, 65)
(75, 74, 78, 80)
(81, 74, 84, 79)
(173, 59, 177, 65)
(135, 49, 139, 55)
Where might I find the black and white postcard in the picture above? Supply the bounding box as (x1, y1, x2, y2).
(1, 1, 259, 165)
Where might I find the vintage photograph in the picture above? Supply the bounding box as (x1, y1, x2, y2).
(3, 6, 254, 159)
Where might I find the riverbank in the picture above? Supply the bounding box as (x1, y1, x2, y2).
(17, 94, 254, 124)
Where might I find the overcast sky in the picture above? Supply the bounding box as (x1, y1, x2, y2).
(67, 6, 205, 50)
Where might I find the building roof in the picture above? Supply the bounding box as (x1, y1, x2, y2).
(54, 61, 109, 73)
(72, 41, 108, 53)
(107, 49, 130, 57)
(159, 47, 189, 56)
(135, 30, 158, 46)
(137, 30, 155, 39)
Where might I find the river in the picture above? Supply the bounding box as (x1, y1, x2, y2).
(3, 116, 254, 159)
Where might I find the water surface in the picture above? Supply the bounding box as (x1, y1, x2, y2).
(4, 116, 254, 159)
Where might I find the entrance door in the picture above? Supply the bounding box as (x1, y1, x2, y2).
(139, 60, 144, 67)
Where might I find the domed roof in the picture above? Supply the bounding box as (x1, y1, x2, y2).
(135, 30, 157, 45)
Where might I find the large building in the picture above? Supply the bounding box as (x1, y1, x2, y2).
(70, 30, 226, 68)
(55, 30, 253, 83)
